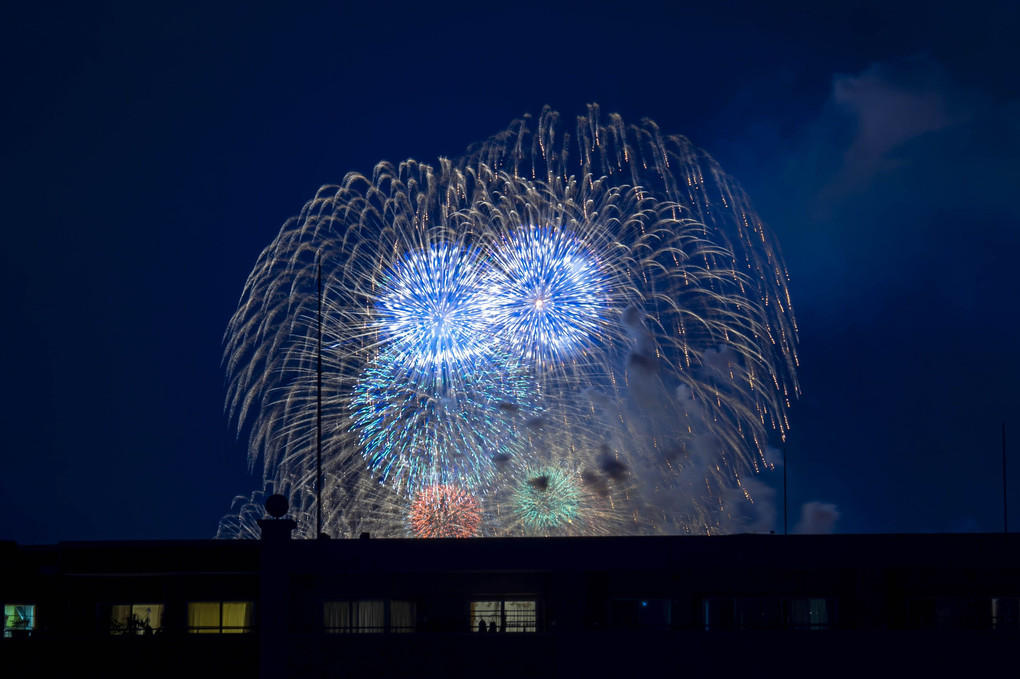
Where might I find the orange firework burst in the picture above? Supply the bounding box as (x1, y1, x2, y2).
(409, 485, 483, 538)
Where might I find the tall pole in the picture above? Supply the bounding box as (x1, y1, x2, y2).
(783, 445, 788, 536)
(317, 258, 324, 539)
(1004, 421, 1008, 534)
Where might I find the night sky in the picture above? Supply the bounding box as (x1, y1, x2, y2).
(3, 0, 1018, 544)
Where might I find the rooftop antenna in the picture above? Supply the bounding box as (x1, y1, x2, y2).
(316, 256, 324, 539)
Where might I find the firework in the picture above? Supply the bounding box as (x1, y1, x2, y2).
(220, 105, 798, 538)
(375, 242, 493, 372)
(408, 485, 483, 538)
(513, 467, 582, 532)
(484, 226, 610, 366)
(349, 345, 537, 495)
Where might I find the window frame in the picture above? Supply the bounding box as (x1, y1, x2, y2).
(323, 599, 417, 634)
(100, 602, 165, 635)
(470, 599, 538, 633)
(3, 603, 36, 638)
(186, 600, 255, 634)
(702, 597, 778, 631)
(782, 597, 835, 631)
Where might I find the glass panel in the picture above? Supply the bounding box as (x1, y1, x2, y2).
(188, 602, 221, 633)
(471, 601, 501, 633)
(736, 598, 771, 630)
(703, 599, 734, 630)
(504, 601, 536, 633)
(132, 604, 163, 634)
(109, 605, 133, 634)
(638, 599, 670, 629)
(992, 597, 1020, 630)
(354, 601, 385, 633)
(4, 604, 35, 637)
(787, 598, 828, 630)
(389, 601, 416, 633)
(324, 601, 351, 633)
(222, 602, 253, 633)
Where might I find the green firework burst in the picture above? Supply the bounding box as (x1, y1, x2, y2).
(513, 467, 582, 530)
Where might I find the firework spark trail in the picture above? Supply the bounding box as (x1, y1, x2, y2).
(220, 105, 799, 538)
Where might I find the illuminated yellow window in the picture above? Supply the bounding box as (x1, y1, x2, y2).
(104, 603, 164, 634)
(187, 601, 254, 634)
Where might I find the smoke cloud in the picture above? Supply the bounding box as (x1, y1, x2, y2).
(794, 501, 841, 534)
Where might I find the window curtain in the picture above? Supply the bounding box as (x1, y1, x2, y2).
(788, 598, 828, 629)
(355, 601, 385, 633)
(109, 605, 132, 633)
(188, 602, 221, 633)
(389, 601, 415, 632)
(222, 602, 253, 633)
(133, 604, 163, 632)
(324, 601, 352, 632)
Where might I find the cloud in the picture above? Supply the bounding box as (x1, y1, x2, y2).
(754, 53, 1016, 317)
(828, 55, 977, 192)
(793, 501, 840, 534)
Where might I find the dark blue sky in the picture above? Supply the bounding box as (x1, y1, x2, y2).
(2, 0, 1018, 543)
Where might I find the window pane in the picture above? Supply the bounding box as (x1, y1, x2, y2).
(354, 601, 385, 633)
(222, 602, 253, 633)
(4, 604, 35, 637)
(993, 597, 1019, 630)
(787, 598, 828, 630)
(324, 601, 351, 632)
(703, 599, 734, 630)
(736, 599, 771, 630)
(638, 599, 670, 629)
(471, 601, 501, 632)
(109, 605, 133, 634)
(188, 602, 221, 633)
(132, 604, 163, 634)
(389, 601, 416, 633)
(504, 601, 536, 633)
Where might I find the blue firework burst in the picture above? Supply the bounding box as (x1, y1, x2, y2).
(486, 227, 610, 365)
(375, 243, 493, 371)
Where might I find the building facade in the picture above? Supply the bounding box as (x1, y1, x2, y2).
(3, 530, 1018, 676)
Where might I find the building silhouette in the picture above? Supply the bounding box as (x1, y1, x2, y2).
(2, 520, 1018, 677)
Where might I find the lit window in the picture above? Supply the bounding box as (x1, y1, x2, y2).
(103, 603, 164, 635)
(4, 604, 35, 638)
(470, 600, 536, 633)
(187, 601, 254, 634)
(324, 600, 415, 633)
